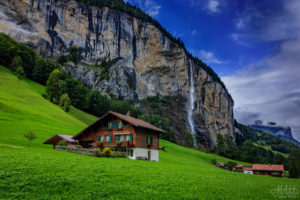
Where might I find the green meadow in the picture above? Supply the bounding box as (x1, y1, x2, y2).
(0, 66, 299, 199)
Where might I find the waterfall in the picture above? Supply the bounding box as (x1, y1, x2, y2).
(187, 60, 196, 146)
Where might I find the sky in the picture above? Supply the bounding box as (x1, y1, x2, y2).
(125, 0, 300, 141)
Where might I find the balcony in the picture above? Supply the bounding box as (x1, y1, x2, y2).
(95, 141, 134, 148)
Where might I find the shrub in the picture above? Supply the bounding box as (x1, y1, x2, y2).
(225, 161, 237, 171)
(59, 93, 71, 112)
(57, 141, 69, 146)
(23, 130, 36, 146)
(75, 145, 83, 148)
(103, 147, 112, 157)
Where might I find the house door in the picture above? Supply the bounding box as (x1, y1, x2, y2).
(148, 151, 151, 161)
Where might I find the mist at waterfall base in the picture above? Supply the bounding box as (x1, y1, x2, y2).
(187, 61, 197, 147)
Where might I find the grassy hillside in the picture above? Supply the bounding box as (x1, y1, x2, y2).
(0, 66, 299, 199)
(0, 66, 96, 146)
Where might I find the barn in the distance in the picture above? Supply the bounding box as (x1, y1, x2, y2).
(45, 111, 165, 161)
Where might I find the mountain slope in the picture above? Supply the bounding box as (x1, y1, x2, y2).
(0, 0, 234, 147)
(0, 66, 299, 199)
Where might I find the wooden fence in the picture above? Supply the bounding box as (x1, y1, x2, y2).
(55, 146, 127, 158)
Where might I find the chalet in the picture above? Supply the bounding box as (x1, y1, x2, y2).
(252, 164, 284, 177)
(44, 134, 78, 148)
(44, 111, 165, 161)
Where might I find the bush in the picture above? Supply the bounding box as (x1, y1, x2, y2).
(225, 162, 237, 171)
(75, 145, 83, 148)
(57, 141, 69, 146)
(59, 93, 71, 112)
(23, 130, 36, 146)
(103, 147, 112, 157)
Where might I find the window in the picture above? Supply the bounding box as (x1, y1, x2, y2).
(147, 136, 153, 145)
(126, 135, 130, 141)
(106, 135, 111, 142)
(100, 136, 104, 142)
(108, 122, 112, 128)
(120, 135, 124, 141)
(118, 121, 124, 128)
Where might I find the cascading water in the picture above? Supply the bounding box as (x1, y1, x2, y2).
(187, 60, 197, 147)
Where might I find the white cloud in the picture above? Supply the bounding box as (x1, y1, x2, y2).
(189, 0, 221, 14)
(222, 37, 300, 141)
(126, 0, 161, 17)
(224, 0, 300, 141)
(197, 50, 224, 64)
(207, 0, 220, 13)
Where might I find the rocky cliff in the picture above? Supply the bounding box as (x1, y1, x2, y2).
(0, 0, 234, 146)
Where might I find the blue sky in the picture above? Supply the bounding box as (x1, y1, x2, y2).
(125, 0, 300, 141)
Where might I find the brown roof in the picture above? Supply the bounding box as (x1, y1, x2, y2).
(252, 164, 284, 172)
(44, 134, 77, 144)
(73, 111, 166, 139)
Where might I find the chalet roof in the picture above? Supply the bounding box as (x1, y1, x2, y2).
(73, 111, 166, 139)
(43, 134, 76, 144)
(252, 164, 284, 172)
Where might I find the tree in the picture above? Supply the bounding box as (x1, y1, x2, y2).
(15, 65, 26, 82)
(87, 90, 109, 116)
(10, 56, 23, 72)
(183, 131, 194, 147)
(216, 134, 225, 156)
(69, 45, 78, 64)
(109, 100, 130, 114)
(45, 69, 63, 103)
(23, 130, 36, 146)
(32, 57, 54, 85)
(59, 93, 71, 112)
(288, 149, 300, 178)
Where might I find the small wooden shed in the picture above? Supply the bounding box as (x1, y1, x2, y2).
(43, 134, 78, 148)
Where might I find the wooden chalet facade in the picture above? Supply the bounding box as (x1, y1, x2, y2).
(44, 111, 165, 161)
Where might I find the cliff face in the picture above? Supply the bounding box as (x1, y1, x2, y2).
(0, 0, 234, 146)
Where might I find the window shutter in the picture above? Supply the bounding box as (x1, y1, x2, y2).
(146, 136, 149, 144)
(129, 133, 133, 142)
(150, 137, 153, 145)
(122, 121, 125, 128)
(116, 135, 119, 141)
(105, 123, 108, 129)
(130, 150, 133, 157)
(109, 135, 112, 142)
(97, 136, 100, 142)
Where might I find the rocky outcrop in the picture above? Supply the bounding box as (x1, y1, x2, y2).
(0, 0, 234, 146)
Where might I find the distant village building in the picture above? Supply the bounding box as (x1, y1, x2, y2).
(44, 111, 165, 161)
(242, 166, 253, 174)
(232, 164, 284, 177)
(252, 164, 284, 177)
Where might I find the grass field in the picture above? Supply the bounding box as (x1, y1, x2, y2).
(0, 66, 299, 199)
